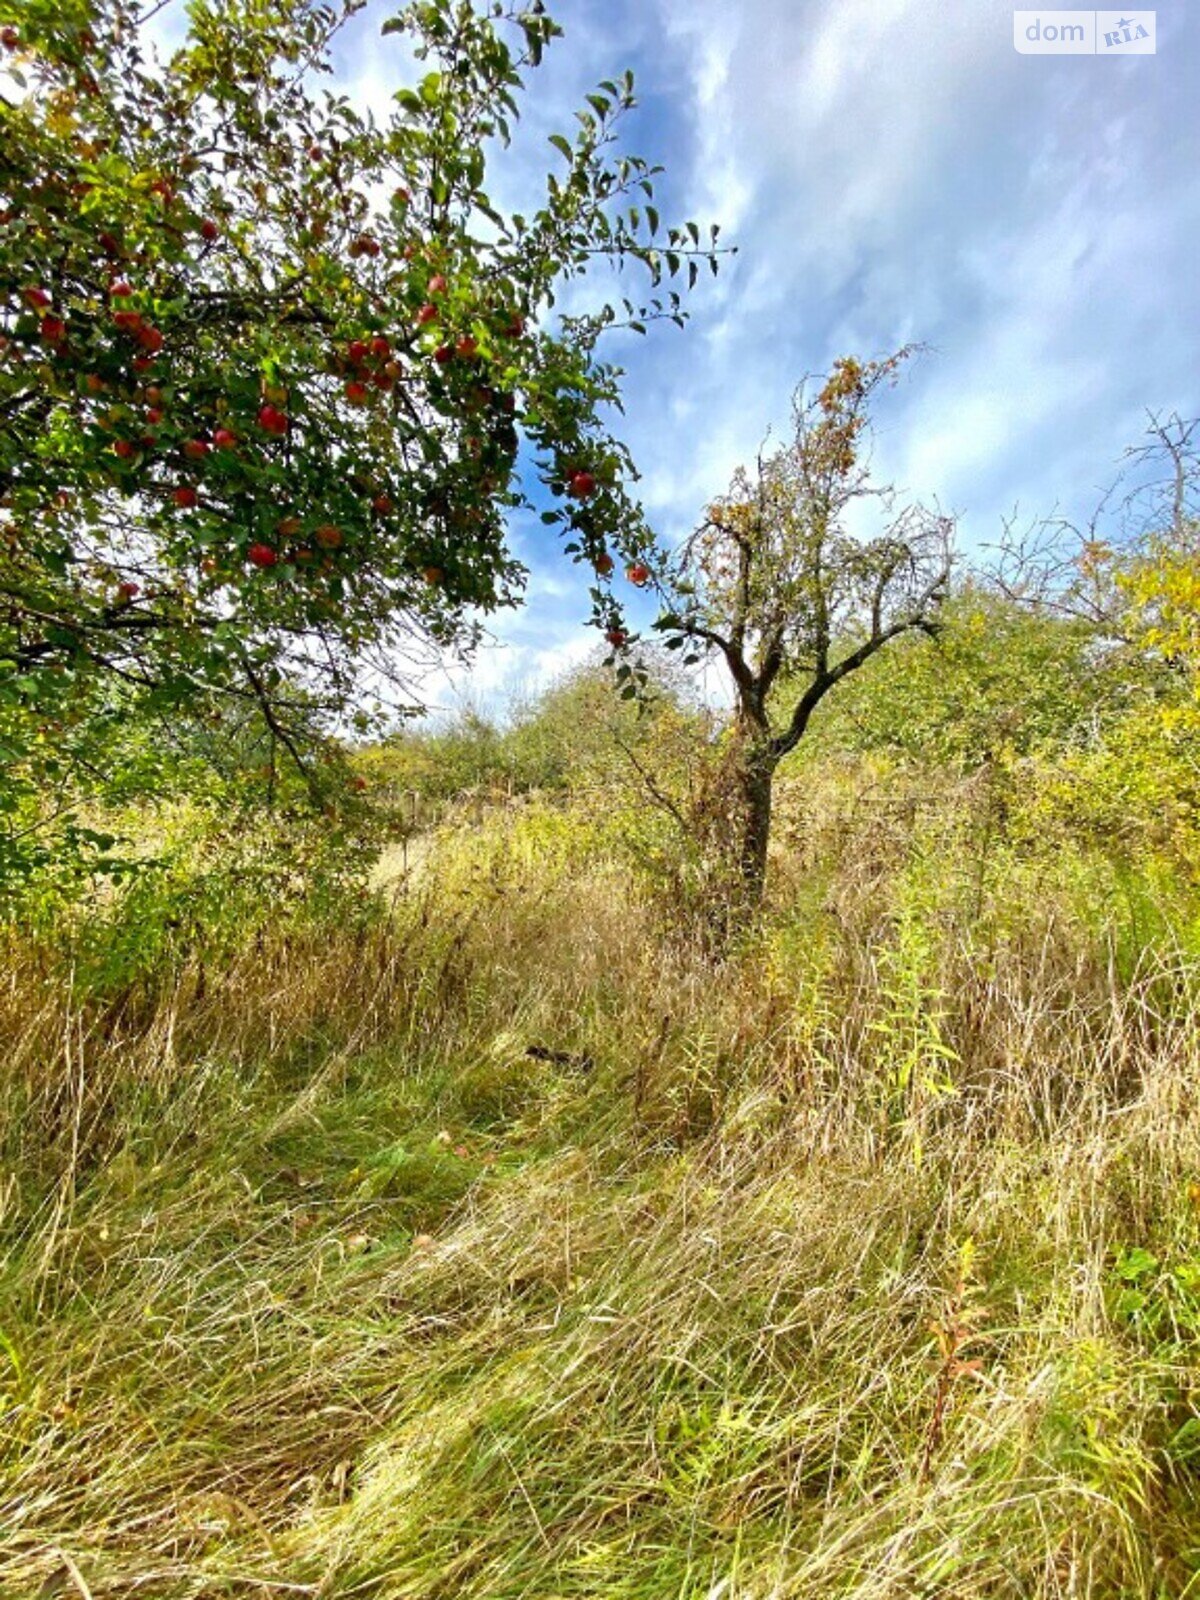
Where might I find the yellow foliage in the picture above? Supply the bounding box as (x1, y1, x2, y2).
(1121, 526, 1200, 697)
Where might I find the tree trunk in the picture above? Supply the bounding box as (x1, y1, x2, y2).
(736, 748, 775, 910)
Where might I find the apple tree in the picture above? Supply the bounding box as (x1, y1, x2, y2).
(644, 351, 953, 910)
(0, 0, 721, 882)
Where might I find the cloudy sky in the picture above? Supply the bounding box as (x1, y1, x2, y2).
(328, 1, 1197, 712)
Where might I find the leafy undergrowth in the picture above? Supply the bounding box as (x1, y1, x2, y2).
(3, 803, 1200, 1598)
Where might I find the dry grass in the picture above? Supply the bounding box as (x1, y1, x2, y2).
(2, 786, 1200, 1597)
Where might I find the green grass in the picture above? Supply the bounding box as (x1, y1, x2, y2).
(3, 796, 1200, 1597)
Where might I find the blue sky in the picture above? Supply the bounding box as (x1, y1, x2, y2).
(334, 1, 1197, 711)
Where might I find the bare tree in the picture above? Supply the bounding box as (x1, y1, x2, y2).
(655, 350, 953, 908)
(990, 411, 1200, 636)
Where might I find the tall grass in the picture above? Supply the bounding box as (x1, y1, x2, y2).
(2, 772, 1199, 1597)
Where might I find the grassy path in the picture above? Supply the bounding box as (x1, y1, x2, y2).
(3, 844, 1200, 1596)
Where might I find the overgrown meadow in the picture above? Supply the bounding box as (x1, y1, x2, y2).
(3, 589, 1200, 1599)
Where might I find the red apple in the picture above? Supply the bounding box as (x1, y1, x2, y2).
(144, 386, 164, 405)
(183, 438, 211, 460)
(40, 315, 66, 343)
(416, 303, 438, 326)
(116, 581, 140, 601)
(113, 308, 143, 333)
(172, 485, 198, 507)
(132, 356, 154, 373)
(22, 287, 51, 310)
(626, 562, 651, 587)
(595, 553, 614, 576)
(112, 439, 136, 459)
(248, 542, 279, 568)
(110, 280, 134, 298)
(433, 344, 453, 364)
(137, 325, 164, 352)
(199, 218, 219, 242)
(345, 380, 369, 404)
(504, 313, 525, 338)
(2, 27, 19, 49)
(568, 470, 597, 499)
(347, 338, 369, 364)
(455, 334, 477, 359)
(605, 628, 628, 648)
(372, 494, 393, 515)
(257, 404, 288, 435)
(422, 565, 444, 585)
(213, 427, 237, 449)
(145, 407, 164, 425)
(370, 335, 391, 358)
(308, 145, 322, 161)
(428, 274, 447, 295)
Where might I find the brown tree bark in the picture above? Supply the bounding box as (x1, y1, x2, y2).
(732, 728, 777, 911)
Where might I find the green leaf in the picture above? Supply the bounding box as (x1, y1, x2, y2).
(1115, 1247, 1159, 1282)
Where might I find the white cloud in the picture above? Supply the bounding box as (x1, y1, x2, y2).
(418, 614, 599, 718)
